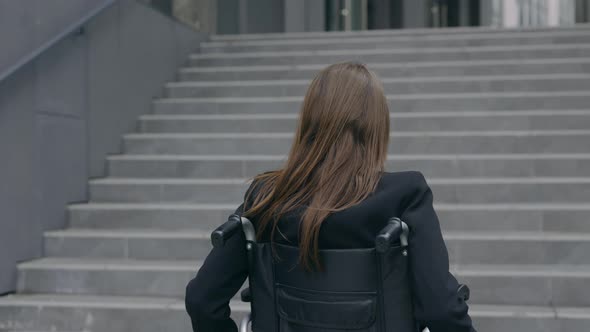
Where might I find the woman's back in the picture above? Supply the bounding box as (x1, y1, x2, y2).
(184, 62, 476, 332)
(186, 170, 476, 332)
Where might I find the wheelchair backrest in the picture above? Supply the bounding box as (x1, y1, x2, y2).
(248, 236, 415, 331)
(211, 214, 415, 331)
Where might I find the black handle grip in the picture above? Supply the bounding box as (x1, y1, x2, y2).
(458, 284, 470, 301)
(240, 287, 252, 303)
(211, 214, 242, 247)
(376, 217, 403, 253)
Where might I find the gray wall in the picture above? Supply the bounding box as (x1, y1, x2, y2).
(0, 0, 112, 79)
(0, 0, 206, 294)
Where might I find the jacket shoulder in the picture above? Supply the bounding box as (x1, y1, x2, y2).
(381, 170, 428, 191)
(379, 170, 430, 205)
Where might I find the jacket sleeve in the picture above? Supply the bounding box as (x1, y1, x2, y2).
(184, 202, 250, 332)
(401, 172, 476, 332)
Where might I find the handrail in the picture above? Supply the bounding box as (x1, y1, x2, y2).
(0, 0, 117, 84)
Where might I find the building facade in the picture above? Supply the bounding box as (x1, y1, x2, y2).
(149, 0, 590, 35)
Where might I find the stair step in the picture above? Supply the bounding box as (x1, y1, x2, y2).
(189, 44, 590, 66)
(17, 258, 198, 298)
(43, 228, 590, 265)
(68, 202, 235, 231)
(7, 292, 588, 332)
(178, 58, 590, 81)
(168, 73, 590, 98)
(88, 177, 590, 204)
(68, 202, 590, 233)
(201, 30, 590, 53)
(153, 91, 590, 114)
(43, 229, 210, 260)
(13, 259, 590, 306)
(166, 74, 590, 97)
(209, 24, 590, 41)
(123, 130, 590, 155)
(0, 293, 195, 332)
(457, 264, 590, 306)
(139, 110, 590, 132)
(107, 153, 590, 178)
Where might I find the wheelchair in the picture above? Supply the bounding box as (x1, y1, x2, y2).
(212, 214, 470, 332)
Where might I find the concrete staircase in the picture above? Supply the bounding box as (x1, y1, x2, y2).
(2, 25, 590, 332)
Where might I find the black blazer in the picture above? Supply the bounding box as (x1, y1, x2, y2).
(185, 171, 476, 332)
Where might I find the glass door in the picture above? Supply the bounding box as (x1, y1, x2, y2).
(429, 0, 481, 27)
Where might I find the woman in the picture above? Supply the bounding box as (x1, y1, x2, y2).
(185, 62, 476, 332)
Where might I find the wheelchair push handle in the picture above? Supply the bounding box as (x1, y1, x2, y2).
(458, 284, 470, 301)
(376, 217, 409, 253)
(211, 214, 242, 247)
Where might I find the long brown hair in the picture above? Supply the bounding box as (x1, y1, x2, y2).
(243, 62, 390, 271)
